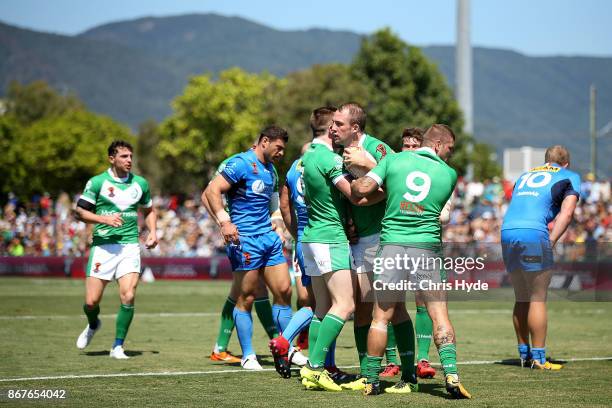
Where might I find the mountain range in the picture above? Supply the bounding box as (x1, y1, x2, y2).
(1, 13, 610, 175)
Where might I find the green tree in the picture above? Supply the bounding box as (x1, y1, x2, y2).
(135, 119, 163, 194)
(158, 68, 281, 192)
(5, 111, 134, 196)
(352, 28, 475, 174)
(266, 64, 370, 178)
(5, 80, 83, 125)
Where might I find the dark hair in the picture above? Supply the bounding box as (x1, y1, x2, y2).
(258, 125, 289, 143)
(545, 145, 570, 166)
(402, 127, 424, 142)
(338, 102, 366, 132)
(310, 106, 337, 137)
(108, 140, 133, 157)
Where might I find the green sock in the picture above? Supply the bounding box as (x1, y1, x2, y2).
(354, 324, 370, 375)
(309, 314, 345, 368)
(254, 297, 278, 339)
(83, 303, 100, 329)
(115, 304, 134, 340)
(214, 297, 235, 352)
(366, 355, 383, 384)
(439, 343, 458, 376)
(308, 316, 321, 351)
(393, 320, 416, 383)
(416, 306, 433, 361)
(385, 323, 399, 365)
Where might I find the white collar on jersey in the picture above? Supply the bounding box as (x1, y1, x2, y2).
(311, 138, 333, 151)
(357, 133, 366, 147)
(415, 147, 437, 156)
(107, 168, 130, 183)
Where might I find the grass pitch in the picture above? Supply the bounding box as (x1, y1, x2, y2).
(1, 277, 611, 407)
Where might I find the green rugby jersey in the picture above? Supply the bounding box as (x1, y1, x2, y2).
(301, 140, 349, 244)
(80, 169, 152, 246)
(348, 133, 393, 237)
(367, 148, 457, 246)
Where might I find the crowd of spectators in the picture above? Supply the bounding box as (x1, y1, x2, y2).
(1, 176, 610, 258)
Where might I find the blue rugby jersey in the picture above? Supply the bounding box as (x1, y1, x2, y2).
(285, 158, 309, 238)
(502, 163, 581, 233)
(220, 149, 278, 236)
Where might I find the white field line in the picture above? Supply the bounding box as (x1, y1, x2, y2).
(0, 357, 610, 383)
(0, 308, 607, 321)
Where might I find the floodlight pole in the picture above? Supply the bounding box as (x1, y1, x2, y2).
(590, 84, 597, 178)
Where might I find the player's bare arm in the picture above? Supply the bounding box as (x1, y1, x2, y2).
(549, 194, 578, 247)
(350, 175, 380, 199)
(141, 206, 158, 249)
(335, 176, 385, 206)
(279, 184, 298, 240)
(74, 204, 123, 227)
(205, 175, 240, 244)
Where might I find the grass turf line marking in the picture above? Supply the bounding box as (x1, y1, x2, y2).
(1, 357, 610, 382)
(0, 309, 607, 320)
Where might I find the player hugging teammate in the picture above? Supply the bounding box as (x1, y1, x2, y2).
(202, 102, 470, 399)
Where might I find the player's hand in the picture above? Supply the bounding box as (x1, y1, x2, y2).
(104, 213, 123, 228)
(220, 221, 240, 245)
(271, 223, 286, 245)
(346, 218, 359, 245)
(343, 147, 368, 170)
(145, 232, 158, 249)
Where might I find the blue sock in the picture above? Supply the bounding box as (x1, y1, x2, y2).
(281, 307, 313, 343)
(531, 347, 546, 364)
(272, 304, 293, 335)
(518, 343, 530, 360)
(112, 338, 124, 348)
(233, 307, 255, 359)
(325, 340, 336, 367)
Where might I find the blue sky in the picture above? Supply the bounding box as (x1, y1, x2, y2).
(1, 0, 611, 57)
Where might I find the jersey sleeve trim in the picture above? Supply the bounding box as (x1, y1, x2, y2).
(79, 195, 96, 205)
(332, 173, 349, 185)
(141, 199, 153, 208)
(365, 171, 383, 186)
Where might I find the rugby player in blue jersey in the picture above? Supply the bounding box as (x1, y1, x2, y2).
(206, 126, 293, 370)
(501, 145, 581, 370)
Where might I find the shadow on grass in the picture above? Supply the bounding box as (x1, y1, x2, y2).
(84, 350, 159, 357)
(411, 381, 448, 399)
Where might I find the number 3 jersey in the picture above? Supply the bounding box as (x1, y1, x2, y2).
(367, 147, 457, 246)
(502, 163, 581, 233)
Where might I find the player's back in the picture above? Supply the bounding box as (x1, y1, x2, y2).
(502, 164, 581, 233)
(376, 148, 456, 245)
(301, 141, 347, 244)
(285, 158, 308, 237)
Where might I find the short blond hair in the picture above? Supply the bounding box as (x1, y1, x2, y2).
(545, 145, 570, 166)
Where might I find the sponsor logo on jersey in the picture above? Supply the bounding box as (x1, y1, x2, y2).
(376, 144, 387, 158)
(251, 162, 259, 174)
(243, 252, 251, 265)
(399, 200, 424, 215)
(108, 187, 115, 197)
(94, 262, 101, 272)
(529, 165, 560, 173)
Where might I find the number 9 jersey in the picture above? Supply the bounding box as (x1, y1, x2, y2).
(502, 163, 581, 233)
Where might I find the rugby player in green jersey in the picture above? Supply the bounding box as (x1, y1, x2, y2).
(298, 108, 386, 391)
(329, 102, 399, 389)
(75, 140, 158, 359)
(352, 125, 471, 398)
